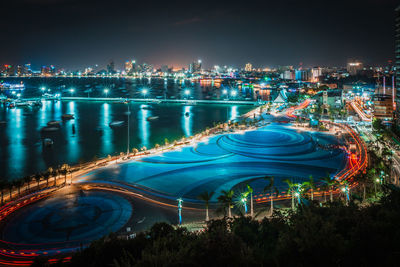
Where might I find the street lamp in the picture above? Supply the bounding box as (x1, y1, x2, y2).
(142, 88, 148, 99)
(231, 90, 237, 98)
(17, 93, 21, 99)
(104, 88, 109, 98)
(69, 88, 75, 96)
(184, 89, 190, 99)
(241, 196, 247, 214)
(40, 87, 46, 92)
(341, 186, 350, 205)
(177, 198, 183, 225)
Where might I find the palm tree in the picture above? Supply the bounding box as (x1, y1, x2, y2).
(7, 181, 13, 201)
(367, 168, 379, 196)
(246, 184, 254, 217)
(23, 176, 31, 192)
(52, 168, 59, 186)
(263, 176, 279, 215)
(61, 164, 70, 185)
(302, 175, 316, 201)
(283, 179, 299, 209)
(34, 173, 42, 190)
(0, 181, 6, 206)
(43, 171, 50, 188)
(14, 180, 23, 198)
(197, 191, 214, 221)
(353, 173, 369, 202)
(217, 189, 234, 218)
(340, 180, 351, 205)
(321, 175, 337, 202)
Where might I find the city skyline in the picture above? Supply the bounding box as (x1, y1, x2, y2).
(1, 0, 398, 69)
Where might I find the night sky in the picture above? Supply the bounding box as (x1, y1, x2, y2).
(1, 0, 398, 69)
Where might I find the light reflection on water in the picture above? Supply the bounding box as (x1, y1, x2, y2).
(139, 105, 151, 149)
(182, 106, 192, 137)
(0, 101, 253, 180)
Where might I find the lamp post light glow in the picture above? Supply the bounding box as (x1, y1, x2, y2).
(142, 88, 148, 99)
(40, 87, 46, 92)
(104, 88, 109, 98)
(184, 89, 190, 99)
(17, 93, 21, 99)
(341, 185, 350, 205)
(230, 90, 237, 98)
(241, 196, 248, 214)
(177, 198, 183, 225)
(69, 88, 75, 96)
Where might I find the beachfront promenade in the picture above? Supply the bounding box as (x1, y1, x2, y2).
(24, 96, 263, 106)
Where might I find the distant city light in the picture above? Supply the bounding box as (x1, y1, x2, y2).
(40, 87, 46, 91)
(230, 90, 237, 96)
(184, 89, 190, 95)
(223, 89, 228, 94)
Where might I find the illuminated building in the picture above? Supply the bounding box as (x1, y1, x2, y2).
(295, 70, 310, 81)
(282, 70, 295, 80)
(245, 63, 252, 72)
(347, 60, 363, 76)
(17, 65, 23, 76)
(23, 64, 32, 76)
(189, 60, 202, 73)
(125, 60, 133, 73)
(373, 94, 393, 122)
(161, 65, 169, 73)
(311, 67, 322, 82)
(107, 60, 115, 74)
(396, 5, 400, 125)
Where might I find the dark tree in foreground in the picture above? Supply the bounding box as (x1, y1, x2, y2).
(32, 186, 400, 267)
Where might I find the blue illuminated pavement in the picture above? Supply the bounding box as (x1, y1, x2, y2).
(80, 123, 346, 202)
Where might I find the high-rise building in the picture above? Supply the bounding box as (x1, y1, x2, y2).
(107, 60, 115, 74)
(295, 69, 310, 81)
(347, 60, 363, 76)
(395, 5, 400, 124)
(23, 64, 32, 76)
(125, 60, 133, 74)
(161, 65, 169, 73)
(245, 63, 252, 72)
(189, 60, 202, 73)
(311, 67, 322, 82)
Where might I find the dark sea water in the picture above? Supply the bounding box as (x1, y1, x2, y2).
(0, 78, 254, 180)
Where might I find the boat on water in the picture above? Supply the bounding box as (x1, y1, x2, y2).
(47, 120, 62, 127)
(146, 116, 159, 121)
(62, 114, 74, 120)
(141, 105, 153, 110)
(41, 126, 59, 132)
(14, 101, 30, 107)
(43, 138, 54, 147)
(109, 121, 124, 127)
(0, 82, 25, 91)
